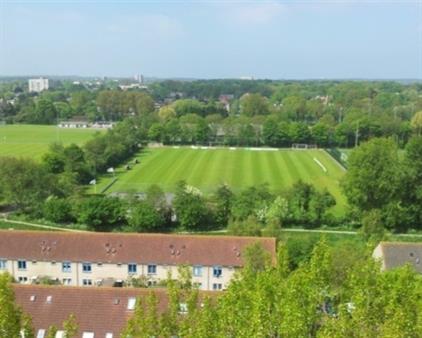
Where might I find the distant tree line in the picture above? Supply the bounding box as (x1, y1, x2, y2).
(1, 80, 422, 147)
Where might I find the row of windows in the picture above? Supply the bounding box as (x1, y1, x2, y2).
(2, 260, 224, 278)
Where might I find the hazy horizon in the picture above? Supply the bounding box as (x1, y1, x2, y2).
(1, 1, 421, 79)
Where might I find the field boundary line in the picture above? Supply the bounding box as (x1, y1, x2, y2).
(323, 149, 347, 171)
(101, 177, 119, 193)
(0, 218, 88, 232)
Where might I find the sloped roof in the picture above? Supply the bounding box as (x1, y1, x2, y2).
(13, 285, 169, 337)
(376, 242, 422, 273)
(0, 230, 276, 267)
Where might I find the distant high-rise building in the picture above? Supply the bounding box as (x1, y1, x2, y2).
(134, 74, 144, 84)
(28, 78, 49, 92)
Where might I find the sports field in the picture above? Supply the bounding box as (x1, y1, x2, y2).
(97, 147, 347, 215)
(0, 124, 100, 159)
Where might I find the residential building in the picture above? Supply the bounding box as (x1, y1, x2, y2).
(0, 230, 276, 290)
(13, 285, 173, 337)
(373, 242, 422, 273)
(28, 78, 49, 93)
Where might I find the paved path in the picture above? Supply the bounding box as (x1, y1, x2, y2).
(0, 218, 87, 232)
(2, 218, 422, 238)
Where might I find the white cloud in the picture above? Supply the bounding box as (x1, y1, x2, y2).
(226, 1, 285, 25)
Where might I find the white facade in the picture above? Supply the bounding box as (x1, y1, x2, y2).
(0, 258, 236, 291)
(29, 78, 49, 93)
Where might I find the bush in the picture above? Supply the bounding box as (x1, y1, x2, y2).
(43, 197, 74, 223)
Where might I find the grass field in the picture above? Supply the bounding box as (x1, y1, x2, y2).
(96, 147, 347, 215)
(0, 124, 100, 159)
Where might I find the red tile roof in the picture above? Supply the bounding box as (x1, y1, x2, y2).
(13, 285, 172, 337)
(0, 230, 276, 267)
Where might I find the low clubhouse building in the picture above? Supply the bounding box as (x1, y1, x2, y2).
(0, 230, 276, 291)
(373, 241, 422, 273)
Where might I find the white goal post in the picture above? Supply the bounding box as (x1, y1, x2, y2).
(291, 143, 318, 150)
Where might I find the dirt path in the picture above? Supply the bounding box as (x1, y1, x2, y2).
(1, 218, 87, 232)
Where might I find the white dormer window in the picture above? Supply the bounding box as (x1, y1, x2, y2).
(55, 331, 65, 338)
(82, 333, 94, 338)
(127, 297, 136, 310)
(36, 329, 46, 338)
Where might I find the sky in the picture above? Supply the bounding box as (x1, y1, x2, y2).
(0, 0, 421, 79)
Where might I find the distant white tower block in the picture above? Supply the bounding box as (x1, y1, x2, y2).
(28, 78, 49, 93)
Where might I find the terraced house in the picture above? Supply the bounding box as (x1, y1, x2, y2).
(0, 230, 276, 291)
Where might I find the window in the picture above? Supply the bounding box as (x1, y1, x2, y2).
(82, 333, 94, 338)
(18, 277, 28, 283)
(62, 262, 71, 273)
(179, 303, 188, 314)
(128, 263, 137, 274)
(62, 278, 72, 285)
(105, 334, 113, 338)
(213, 266, 222, 278)
(193, 265, 202, 277)
(212, 283, 223, 291)
(18, 260, 27, 270)
(82, 263, 92, 273)
(37, 329, 46, 338)
(0, 259, 6, 270)
(46, 296, 52, 304)
(193, 282, 202, 289)
(147, 264, 157, 274)
(127, 297, 136, 310)
(83, 279, 92, 286)
(55, 331, 64, 338)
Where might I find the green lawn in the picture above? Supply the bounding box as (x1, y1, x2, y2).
(95, 147, 347, 215)
(0, 124, 100, 159)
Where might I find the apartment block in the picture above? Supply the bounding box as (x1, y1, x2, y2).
(0, 230, 276, 291)
(28, 78, 49, 92)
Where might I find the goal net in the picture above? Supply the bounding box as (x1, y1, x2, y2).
(291, 143, 317, 150)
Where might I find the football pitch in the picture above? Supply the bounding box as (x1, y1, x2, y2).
(0, 124, 100, 159)
(97, 147, 347, 215)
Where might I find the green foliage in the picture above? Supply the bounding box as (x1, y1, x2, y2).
(173, 181, 212, 231)
(0, 273, 27, 337)
(74, 195, 126, 231)
(240, 93, 270, 116)
(43, 197, 74, 223)
(128, 200, 165, 232)
(242, 242, 271, 274)
(0, 157, 64, 211)
(63, 314, 78, 338)
(342, 138, 401, 212)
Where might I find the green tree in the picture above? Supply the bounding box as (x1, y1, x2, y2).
(213, 184, 233, 228)
(410, 111, 422, 135)
(0, 157, 62, 211)
(173, 181, 212, 231)
(63, 313, 78, 338)
(129, 200, 165, 232)
(0, 273, 25, 337)
(342, 138, 401, 212)
(240, 93, 269, 116)
(75, 195, 125, 231)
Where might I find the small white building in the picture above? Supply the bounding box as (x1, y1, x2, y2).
(29, 78, 49, 93)
(58, 120, 89, 128)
